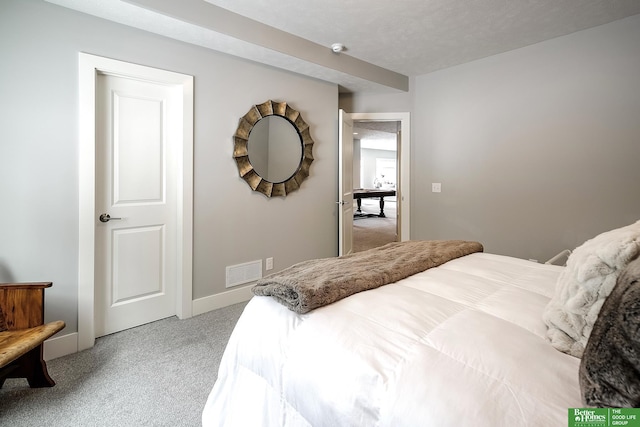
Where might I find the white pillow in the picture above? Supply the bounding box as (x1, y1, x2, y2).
(543, 220, 640, 357)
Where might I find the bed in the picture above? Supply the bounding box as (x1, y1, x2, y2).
(202, 223, 640, 426)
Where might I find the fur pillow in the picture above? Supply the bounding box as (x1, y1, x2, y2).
(579, 256, 640, 407)
(543, 220, 640, 357)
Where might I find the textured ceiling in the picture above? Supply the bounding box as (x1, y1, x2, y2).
(47, 0, 640, 92)
(354, 121, 399, 141)
(205, 0, 640, 77)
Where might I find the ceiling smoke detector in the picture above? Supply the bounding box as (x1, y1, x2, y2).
(331, 43, 345, 53)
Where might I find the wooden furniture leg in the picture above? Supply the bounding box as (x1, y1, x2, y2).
(0, 282, 65, 388)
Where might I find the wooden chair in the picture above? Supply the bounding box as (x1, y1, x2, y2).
(0, 282, 65, 388)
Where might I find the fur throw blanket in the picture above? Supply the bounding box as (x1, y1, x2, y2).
(252, 240, 483, 314)
(543, 220, 640, 357)
(579, 255, 640, 407)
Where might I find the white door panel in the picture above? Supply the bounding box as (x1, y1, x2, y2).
(114, 94, 164, 203)
(111, 225, 164, 305)
(95, 74, 179, 337)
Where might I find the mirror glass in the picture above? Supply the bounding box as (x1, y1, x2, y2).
(248, 116, 302, 183)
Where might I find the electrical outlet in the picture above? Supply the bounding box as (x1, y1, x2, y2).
(266, 257, 274, 271)
(432, 183, 441, 193)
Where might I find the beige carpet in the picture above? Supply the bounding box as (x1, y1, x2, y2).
(353, 199, 397, 252)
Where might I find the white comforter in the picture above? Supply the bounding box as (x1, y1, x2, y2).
(203, 253, 581, 426)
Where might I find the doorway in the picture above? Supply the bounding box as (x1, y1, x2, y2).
(352, 120, 399, 252)
(78, 53, 194, 351)
(340, 112, 410, 253)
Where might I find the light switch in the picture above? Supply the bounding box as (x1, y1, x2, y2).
(432, 183, 441, 193)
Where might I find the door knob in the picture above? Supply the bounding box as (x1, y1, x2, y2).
(99, 213, 122, 223)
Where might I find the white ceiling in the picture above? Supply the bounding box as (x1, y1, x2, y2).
(47, 0, 640, 93)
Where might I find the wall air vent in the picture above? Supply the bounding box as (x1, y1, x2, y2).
(225, 260, 263, 288)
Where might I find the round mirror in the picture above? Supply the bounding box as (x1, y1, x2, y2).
(233, 100, 314, 198)
(248, 116, 302, 183)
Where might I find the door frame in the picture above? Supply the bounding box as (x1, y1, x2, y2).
(350, 112, 410, 241)
(78, 53, 194, 351)
(338, 110, 354, 255)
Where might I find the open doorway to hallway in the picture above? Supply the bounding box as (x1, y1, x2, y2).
(352, 120, 399, 252)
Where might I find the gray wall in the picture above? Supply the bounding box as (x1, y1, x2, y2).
(0, 0, 338, 332)
(343, 14, 640, 262)
(3, 0, 639, 336)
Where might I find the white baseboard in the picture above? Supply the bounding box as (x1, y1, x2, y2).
(192, 285, 253, 316)
(41, 288, 252, 361)
(44, 332, 78, 361)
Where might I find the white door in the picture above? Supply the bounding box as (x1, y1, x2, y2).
(338, 110, 354, 256)
(94, 73, 180, 337)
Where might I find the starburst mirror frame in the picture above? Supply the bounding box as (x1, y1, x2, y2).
(233, 100, 314, 198)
